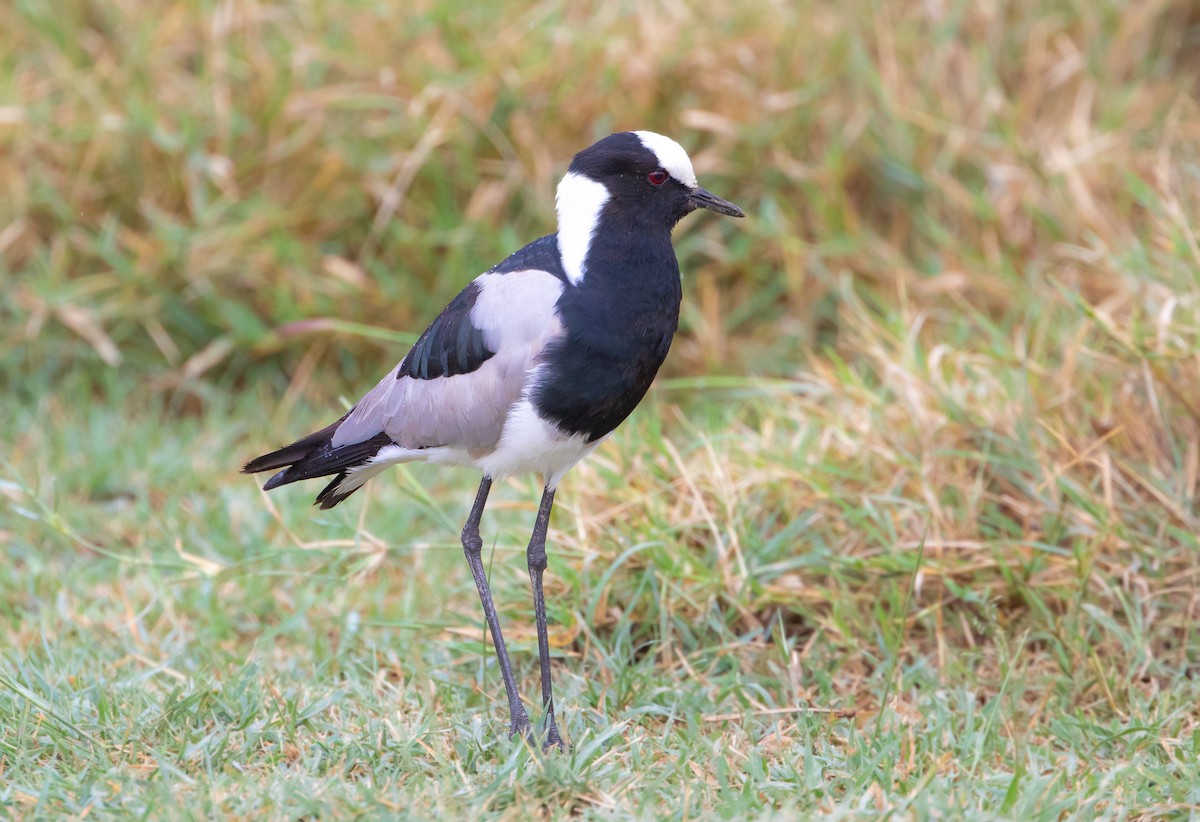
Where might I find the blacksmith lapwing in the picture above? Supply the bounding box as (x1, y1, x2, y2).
(244, 131, 744, 748)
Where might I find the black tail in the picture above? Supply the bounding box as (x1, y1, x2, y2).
(243, 414, 394, 509)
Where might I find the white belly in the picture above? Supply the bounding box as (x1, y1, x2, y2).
(476, 399, 602, 487)
(349, 398, 601, 491)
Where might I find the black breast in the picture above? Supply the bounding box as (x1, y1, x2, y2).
(533, 233, 682, 441)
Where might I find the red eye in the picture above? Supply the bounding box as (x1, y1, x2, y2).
(648, 169, 669, 186)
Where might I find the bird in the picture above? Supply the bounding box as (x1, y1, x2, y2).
(243, 130, 744, 749)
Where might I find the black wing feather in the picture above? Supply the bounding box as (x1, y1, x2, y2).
(242, 410, 394, 508)
(397, 282, 493, 380)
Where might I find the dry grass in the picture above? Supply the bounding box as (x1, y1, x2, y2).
(3, 0, 1200, 817)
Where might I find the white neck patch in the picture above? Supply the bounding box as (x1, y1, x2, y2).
(555, 170, 609, 285)
(634, 131, 697, 188)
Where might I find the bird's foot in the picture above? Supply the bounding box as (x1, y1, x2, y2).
(542, 722, 564, 752)
(507, 714, 564, 752)
(508, 711, 532, 741)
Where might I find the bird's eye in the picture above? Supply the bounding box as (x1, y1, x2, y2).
(647, 169, 669, 186)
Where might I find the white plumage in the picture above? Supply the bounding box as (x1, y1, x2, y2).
(244, 130, 744, 748)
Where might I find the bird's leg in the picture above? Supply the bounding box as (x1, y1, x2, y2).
(525, 484, 563, 750)
(461, 475, 530, 739)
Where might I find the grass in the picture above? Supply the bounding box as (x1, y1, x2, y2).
(3, 0, 1200, 817)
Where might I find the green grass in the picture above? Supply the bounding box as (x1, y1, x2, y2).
(8, 379, 1199, 818)
(4, 0, 1200, 818)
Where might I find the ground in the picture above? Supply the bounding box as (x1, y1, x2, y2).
(3, 0, 1199, 817)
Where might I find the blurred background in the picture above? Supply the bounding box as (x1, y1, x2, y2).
(3, 0, 1200, 815)
(7, 0, 1195, 390)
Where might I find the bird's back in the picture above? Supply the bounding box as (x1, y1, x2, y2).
(333, 235, 569, 454)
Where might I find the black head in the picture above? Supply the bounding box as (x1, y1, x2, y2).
(559, 129, 739, 228)
(554, 131, 743, 286)
(559, 131, 743, 230)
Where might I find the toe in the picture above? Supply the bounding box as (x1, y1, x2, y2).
(543, 727, 564, 752)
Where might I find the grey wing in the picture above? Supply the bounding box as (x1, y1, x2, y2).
(331, 267, 565, 452)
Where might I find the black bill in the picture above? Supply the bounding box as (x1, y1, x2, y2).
(689, 187, 745, 218)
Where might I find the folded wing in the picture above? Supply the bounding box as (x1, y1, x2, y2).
(333, 266, 565, 452)
(244, 247, 567, 508)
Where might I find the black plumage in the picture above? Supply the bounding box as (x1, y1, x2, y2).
(396, 282, 493, 380)
(244, 412, 397, 509)
(488, 234, 567, 280)
(243, 130, 744, 748)
(534, 231, 682, 441)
